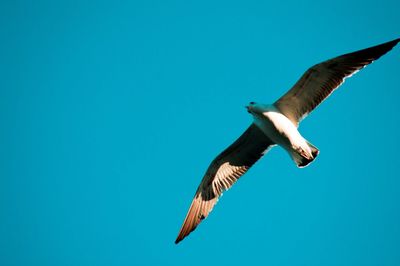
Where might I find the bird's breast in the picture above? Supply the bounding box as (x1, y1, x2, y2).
(253, 110, 302, 148)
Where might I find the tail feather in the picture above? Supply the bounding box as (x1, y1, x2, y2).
(307, 141, 319, 158)
(291, 141, 319, 168)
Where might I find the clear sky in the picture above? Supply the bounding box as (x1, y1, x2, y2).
(1, 0, 399, 265)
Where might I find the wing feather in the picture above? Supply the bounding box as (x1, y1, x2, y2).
(274, 38, 399, 124)
(175, 124, 273, 244)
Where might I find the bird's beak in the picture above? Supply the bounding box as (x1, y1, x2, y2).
(245, 105, 251, 113)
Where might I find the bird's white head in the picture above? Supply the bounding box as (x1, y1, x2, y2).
(246, 102, 270, 114)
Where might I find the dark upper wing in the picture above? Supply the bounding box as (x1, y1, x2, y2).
(175, 124, 274, 244)
(274, 38, 399, 125)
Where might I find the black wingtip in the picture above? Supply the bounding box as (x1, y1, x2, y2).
(341, 37, 400, 63)
(390, 37, 400, 44)
(372, 37, 400, 59)
(376, 37, 400, 52)
(383, 37, 400, 49)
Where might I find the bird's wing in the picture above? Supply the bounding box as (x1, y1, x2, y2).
(274, 38, 400, 125)
(175, 124, 274, 244)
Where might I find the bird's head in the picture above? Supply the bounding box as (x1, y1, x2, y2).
(246, 102, 272, 115)
(246, 101, 258, 114)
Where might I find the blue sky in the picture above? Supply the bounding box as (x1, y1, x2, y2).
(1, 0, 399, 265)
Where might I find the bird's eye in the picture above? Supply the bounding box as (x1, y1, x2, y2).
(250, 102, 255, 105)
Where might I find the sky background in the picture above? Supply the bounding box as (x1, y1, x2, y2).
(1, 1, 399, 265)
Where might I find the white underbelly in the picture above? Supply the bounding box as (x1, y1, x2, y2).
(253, 110, 305, 150)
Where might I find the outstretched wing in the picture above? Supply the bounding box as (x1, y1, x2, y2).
(274, 38, 400, 124)
(175, 124, 274, 244)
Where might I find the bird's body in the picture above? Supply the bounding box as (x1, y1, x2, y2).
(175, 38, 400, 244)
(248, 103, 316, 167)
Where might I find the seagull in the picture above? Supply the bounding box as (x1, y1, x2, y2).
(175, 38, 399, 244)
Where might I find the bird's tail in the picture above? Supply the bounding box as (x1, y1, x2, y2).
(291, 141, 319, 168)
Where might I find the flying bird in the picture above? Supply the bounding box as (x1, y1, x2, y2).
(175, 38, 399, 244)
